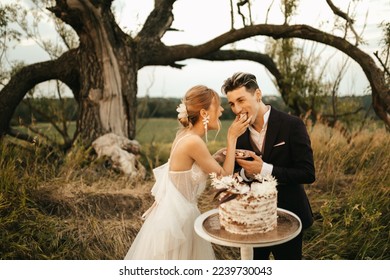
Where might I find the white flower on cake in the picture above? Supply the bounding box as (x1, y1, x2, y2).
(251, 174, 278, 197)
(210, 172, 277, 201)
(209, 173, 249, 194)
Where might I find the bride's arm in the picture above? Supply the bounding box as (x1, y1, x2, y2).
(190, 116, 250, 176)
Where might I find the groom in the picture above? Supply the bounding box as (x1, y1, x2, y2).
(221, 72, 315, 260)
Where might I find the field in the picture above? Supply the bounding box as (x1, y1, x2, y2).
(0, 118, 389, 260)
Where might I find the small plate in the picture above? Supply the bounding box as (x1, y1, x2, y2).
(223, 149, 251, 159)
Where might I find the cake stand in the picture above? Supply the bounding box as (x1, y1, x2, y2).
(194, 208, 302, 260)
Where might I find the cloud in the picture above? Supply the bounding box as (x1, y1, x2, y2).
(18, 38, 37, 46)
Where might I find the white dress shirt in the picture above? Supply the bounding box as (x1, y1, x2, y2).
(240, 106, 273, 180)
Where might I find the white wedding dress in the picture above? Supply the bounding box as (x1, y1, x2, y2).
(124, 136, 215, 260)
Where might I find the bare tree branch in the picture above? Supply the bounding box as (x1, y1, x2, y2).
(230, 0, 234, 30)
(325, 0, 360, 45)
(326, 0, 354, 24)
(374, 51, 390, 76)
(8, 127, 41, 145)
(265, 0, 276, 24)
(198, 49, 282, 83)
(237, 0, 250, 26)
(137, 0, 176, 39)
(0, 49, 80, 136)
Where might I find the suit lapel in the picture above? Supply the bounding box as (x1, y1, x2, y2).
(263, 108, 282, 161)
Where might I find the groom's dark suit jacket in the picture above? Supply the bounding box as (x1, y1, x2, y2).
(236, 107, 315, 229)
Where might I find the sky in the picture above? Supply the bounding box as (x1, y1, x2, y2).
(4, 0, 390, 98)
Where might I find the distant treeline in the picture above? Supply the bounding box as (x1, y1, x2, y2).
(11, 95, 376, 125)
(136, 95, 289, 120)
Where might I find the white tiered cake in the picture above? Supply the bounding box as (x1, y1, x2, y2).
(210, 173, 278, 235)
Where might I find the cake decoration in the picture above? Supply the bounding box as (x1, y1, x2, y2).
(210, 172, 278, 235)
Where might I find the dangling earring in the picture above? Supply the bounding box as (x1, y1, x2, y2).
(202, 114, 210, 142)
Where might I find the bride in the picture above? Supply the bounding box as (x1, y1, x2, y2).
(124, 85, 251, 260)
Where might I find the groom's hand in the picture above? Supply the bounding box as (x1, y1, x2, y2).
(236, 151, 263, 178)
(213, 148, 226, 164)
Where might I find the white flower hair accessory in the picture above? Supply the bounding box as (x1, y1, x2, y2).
(176, 102, 188, 120)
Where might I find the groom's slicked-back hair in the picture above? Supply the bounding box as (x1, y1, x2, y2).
(221, 72, 259, 95)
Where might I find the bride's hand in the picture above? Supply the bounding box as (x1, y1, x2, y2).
(228, 115, 252, 139)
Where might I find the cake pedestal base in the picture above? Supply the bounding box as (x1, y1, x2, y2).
(240, 247, 253, 260)
(194, 208, 302, 260)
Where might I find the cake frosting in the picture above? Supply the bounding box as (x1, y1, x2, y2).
(210, 173, 278, 235)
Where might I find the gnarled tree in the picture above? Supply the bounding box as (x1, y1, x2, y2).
(0, 0, 389, 149)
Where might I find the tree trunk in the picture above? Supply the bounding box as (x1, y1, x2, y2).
(50, 0, 138, 145)
(76, 48, 138, 144)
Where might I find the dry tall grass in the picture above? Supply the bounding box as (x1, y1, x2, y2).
(303, 123, 389, 259)
(0, 121, 389, 260)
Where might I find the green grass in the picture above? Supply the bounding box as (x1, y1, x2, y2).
(136, 118, 230, 144)
(14, 118, 230, 152)
(136, 118, 231, 170)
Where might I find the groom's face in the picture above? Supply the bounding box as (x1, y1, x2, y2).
(226, 86, 260, 124)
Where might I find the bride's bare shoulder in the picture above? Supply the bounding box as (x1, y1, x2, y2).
(172, 134, 205, 154)
(170, 134, 208, 170)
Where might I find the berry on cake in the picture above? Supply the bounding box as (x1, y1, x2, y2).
(210, 172, 278, 235)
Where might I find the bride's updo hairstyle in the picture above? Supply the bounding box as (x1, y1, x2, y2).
(178, 85, 220, 128)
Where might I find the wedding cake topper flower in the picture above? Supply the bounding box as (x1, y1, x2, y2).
(209, 172, 277, 204)
(176, 102, 188, 120)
